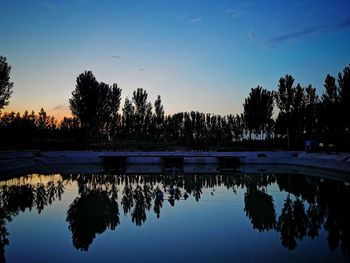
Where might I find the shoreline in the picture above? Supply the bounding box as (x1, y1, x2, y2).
(1, 150, 350, 177)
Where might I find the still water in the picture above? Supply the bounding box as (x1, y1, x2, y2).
(0, 168, 349, 262)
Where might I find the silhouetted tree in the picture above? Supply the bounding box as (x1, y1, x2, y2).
(232, 114, 244, 141)
(243, 86, 274, 139)
(318, 75, 338, 140)
(69, 71, 100, 130)
(69, 71, 122, 140)
(0, 56, 13, 111)
(303, 85, 318, 136)
(122, 97, 134, 137)
(153, 95, 164, 140)
(323, 74, 338, 104)
(338, 65, 350, 131)
(275, 75, 294, 149)
(132, 88, 152, 137)
(95, 82, 111, 135)
(60, 117, 80, 130)
(108, 84, 122, 139)
(291, 83, 305, 141)
(36, 108, 49, 130)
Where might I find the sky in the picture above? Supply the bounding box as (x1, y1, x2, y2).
(1, 0, 350, 120)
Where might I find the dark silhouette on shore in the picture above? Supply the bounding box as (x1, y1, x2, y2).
(1, 53, 349, 150)
(0, 56, 13, 111)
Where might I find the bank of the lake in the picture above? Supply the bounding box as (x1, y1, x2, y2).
(1, 151, 350, 177)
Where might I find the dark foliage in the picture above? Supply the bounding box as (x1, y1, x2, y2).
(0, 56, 13, 110)
(243, 86, 274, 139)
(1, 61, 350, 150)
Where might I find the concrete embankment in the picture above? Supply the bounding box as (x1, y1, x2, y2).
(1, 150, 350, 176)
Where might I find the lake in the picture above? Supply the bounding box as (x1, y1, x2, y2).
(1, 167, 349, 262)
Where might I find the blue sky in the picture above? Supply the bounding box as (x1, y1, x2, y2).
(1, 0, 350, 119)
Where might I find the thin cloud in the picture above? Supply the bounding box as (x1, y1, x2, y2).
(190, 17, 202, 23)
(225, 1, 253, 19)
(177, 14, 202, 24)
(141, 42, 152, 47)
(51, 104, 67, 111)
(38, 0, 56, 11)
(137, 68, 145, 71)
(225, 9, 244, 18)
(177, 14, 188, 21)
(248, 31, 255, 41)
(268, 26, 322, 45)
(334, 17, 350, 30)
(268, 17, 350, 46)
(143, 51, 157, 56)
(111, 55, 121, 59)
(240, 0, 255, 7)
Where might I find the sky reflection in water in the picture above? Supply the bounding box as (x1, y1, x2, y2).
(1, 171, 349, 263)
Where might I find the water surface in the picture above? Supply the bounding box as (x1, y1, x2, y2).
(1, 169, 349, 262)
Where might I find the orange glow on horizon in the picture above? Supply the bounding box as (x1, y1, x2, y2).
(3, 106, 72, 123)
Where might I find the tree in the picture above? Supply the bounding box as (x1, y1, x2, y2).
(303, 85, 318, 136)
(319, 75, 339, 137)
(276, 75, 294, 114)
(95, 82, 110, 133)
(317, 72, 350, 147)
(132, 88, 152, 137)
(243, 86, 274, 139)
(322, 74, 338, 104)
(232, 114, 244, 141)
(275, 75, 295, 149)
(69, 71, 100, 129)
(338, 65, 350, 131)
(122, 97, 135, 136)
(60, 117, 80, 130)
(153, 95, 164, 139)
(291, 83, 305, 139)
(69, 71, 122, 139)
(0, 55, 14, 110)
(108, 84, 122, 139)
(36, 108, 49, 130)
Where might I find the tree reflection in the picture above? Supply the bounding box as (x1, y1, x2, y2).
(277, 197, 308, 249)
(0, 178, 65, 262)
(244, 189, 276, 232)
(35, 184, 47, 213)
(66, 190, 120, 250)
(0, 172, 350, 259)
(319, 181, 350, 256)
(243, 173, 276, 232)
(131, 185, 148, 226)
(0, 213, 9, 263)
(306, 204, 324, 239)
(277, 197, 297, 249)
(153, 188, 164, 218)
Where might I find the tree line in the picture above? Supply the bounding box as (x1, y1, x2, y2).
(0, 54, 349, 150)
